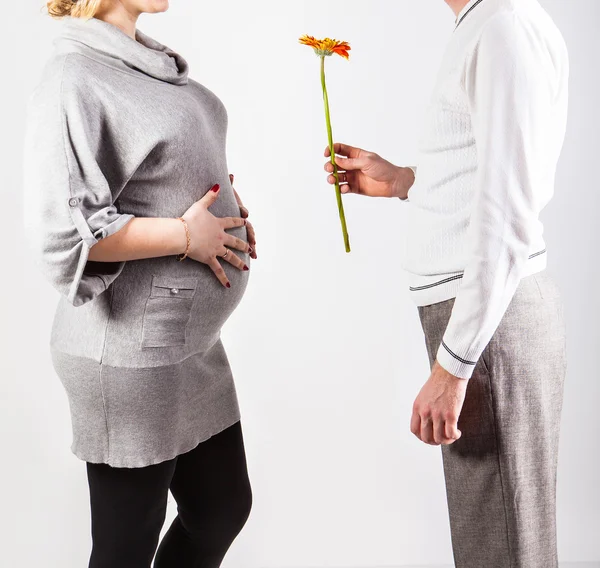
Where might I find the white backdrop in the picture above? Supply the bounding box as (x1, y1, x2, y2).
(1, 1, 598, 567)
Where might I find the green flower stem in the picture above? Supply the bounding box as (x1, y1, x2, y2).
(321, 55, 351, 253)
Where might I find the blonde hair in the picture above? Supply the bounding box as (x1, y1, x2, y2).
(46, 0, 103, 20)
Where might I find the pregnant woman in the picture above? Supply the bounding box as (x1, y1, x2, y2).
(22, 1, 257, 566)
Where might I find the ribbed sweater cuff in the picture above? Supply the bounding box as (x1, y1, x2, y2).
(435, 337, 480, 380)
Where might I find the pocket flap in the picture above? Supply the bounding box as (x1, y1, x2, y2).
(150, 275, 199, 297)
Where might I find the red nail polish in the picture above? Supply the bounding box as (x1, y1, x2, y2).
(211, 184, 220, 192)
(243, 265, 249, 271)
(226, 282, 231, 288)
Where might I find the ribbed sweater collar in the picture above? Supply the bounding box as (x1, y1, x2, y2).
(55, 16, 189, 85)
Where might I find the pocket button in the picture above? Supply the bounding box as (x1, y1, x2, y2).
(170, 288, 180, 295)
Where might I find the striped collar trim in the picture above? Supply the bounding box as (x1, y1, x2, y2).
(455, 0, 485, 29)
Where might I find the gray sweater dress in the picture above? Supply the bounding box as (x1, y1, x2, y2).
(22, 16, 250, 468)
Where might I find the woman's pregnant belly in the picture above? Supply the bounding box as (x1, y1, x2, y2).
(49, 173, 251, 368)
(50, 238, 250, 369)
(112, 243, 250, 367)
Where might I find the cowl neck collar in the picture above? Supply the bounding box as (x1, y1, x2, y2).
(55, 15, 189, 85)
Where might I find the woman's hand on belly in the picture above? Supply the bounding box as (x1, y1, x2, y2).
(181, 184, 251, 288)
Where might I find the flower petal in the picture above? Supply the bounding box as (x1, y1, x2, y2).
(299, 35, 351, 59)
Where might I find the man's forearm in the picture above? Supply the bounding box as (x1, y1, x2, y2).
(87, 217, 187, 262)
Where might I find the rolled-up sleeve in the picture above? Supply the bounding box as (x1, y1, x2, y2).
(22, 58, 135, 307)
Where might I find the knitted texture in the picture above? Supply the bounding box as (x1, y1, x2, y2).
(403, 0, 569, 378)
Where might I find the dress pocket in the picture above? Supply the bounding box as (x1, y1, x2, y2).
(140, 275, 199, 348)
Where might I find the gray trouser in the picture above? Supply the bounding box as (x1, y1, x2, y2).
(417, 271, 567, 568)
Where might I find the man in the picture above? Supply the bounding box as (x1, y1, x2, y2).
(324, 0, 569, 566)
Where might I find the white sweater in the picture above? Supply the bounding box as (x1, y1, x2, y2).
(402, 0, 569, 379)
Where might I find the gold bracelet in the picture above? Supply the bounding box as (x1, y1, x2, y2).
(176, 217, 191, 261)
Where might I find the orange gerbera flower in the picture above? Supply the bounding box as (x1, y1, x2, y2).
(299, 35, 351, 60)
(299, 34, 352, 252)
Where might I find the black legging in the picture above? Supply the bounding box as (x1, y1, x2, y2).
(86, 421, 252, 568)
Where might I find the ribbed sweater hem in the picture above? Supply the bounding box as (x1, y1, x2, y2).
(407, 249, 548, 307)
